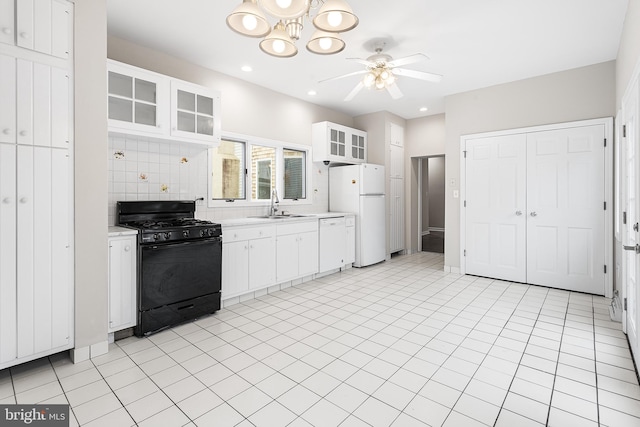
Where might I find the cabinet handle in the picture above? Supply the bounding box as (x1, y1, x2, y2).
(2, 28, 11, 35)
(2, 197, 11, 204)
(19, 32, 30, 39)
(530, 212, 537, 217)
(515, 211, 522, 216)
(124, 245, 130, 252)
(19, 130, 27, 137)
(19, 197, 28, 204)
(2, 129, 10, 135)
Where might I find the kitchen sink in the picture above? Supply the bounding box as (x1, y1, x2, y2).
(249, 214, 307, 219)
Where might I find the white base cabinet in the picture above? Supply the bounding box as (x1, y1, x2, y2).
(276, 220, 318, 282)
(222, 225, 276, 299)
(108, 230, 137, 333)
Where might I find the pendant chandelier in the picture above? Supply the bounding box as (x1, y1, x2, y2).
(226, 0, 359, 58)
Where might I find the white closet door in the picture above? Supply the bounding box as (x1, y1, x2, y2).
(465, 134, 527, 282)
(526, 125, 605, 294)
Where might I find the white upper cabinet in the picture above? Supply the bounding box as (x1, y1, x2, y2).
(107, 60, 221, 147)
(0, 54, 69, 147)
(389, 122, 404, 147)
(0, 0, 70, 59)
(170, 80, 221, 145)
(108, 61, 168, 136)
(312, 121, 367, 164)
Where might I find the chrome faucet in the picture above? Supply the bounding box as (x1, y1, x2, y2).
(269, 188, 279, 216)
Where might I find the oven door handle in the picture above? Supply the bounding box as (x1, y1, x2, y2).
(142, 236, 221, 249)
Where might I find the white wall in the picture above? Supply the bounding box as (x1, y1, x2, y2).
(444, 61, 616, 269)
(427, 157, 445, 229)
(74, 0, 109, 351)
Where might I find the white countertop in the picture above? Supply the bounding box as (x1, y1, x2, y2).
(217, 212, 354, 228)
(108, 226, 138, 236)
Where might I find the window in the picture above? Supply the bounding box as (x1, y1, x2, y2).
(211, 138, 245, 200)
(284, 149, 305, 200)
(209, 133, 311, 207)
(251, 145, 276, 200)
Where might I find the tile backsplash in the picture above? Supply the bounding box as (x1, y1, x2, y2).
(107, 134, 329, 225)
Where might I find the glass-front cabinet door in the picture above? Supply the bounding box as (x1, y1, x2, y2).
(107, 61, 167, 135)
(170, 80, 221, 145)
(329, 127, 346, 158)
(351, 132, 366, 162)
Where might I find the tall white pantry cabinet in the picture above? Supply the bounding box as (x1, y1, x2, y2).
(0, 0, 74, 370)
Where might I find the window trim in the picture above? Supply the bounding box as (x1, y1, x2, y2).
(208, 131, 313, 208)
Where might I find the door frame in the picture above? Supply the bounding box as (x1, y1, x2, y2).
(459, 117, 614, 297)
(416, 155, 445, 253)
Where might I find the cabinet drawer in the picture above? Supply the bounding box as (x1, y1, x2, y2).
(276, 220, 318, 236)
(224, 225, 275, 242)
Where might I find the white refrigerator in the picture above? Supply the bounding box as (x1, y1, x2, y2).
(329, 163, 386, 267)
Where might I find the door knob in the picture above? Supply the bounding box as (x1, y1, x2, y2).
(515, 211, 522, 216)
(623, 244, 640, 254)
(530, 212, 537, 217)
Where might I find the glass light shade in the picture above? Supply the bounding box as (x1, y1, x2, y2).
(260, 21, 298, 57)
(363, 72, 375, 87)
(313, 0, 358, 33)
(375, 77, 385, 90)
(260, 0, 310, 19)
(226, 0, 271, 37)
(306, 30, 345, 55)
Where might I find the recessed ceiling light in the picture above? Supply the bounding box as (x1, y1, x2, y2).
(308, 90, 317, 96)
(419, 107, 428, 112)
(241, 65, 253, 72)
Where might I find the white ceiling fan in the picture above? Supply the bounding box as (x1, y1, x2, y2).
(321, 42, 442, 101)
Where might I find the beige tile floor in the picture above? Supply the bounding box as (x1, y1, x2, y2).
(1, 252, 639, 426)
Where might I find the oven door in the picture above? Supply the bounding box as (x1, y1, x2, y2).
(139, 237, 222, 311)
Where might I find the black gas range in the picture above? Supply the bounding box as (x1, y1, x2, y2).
(117, 200, 222, 336)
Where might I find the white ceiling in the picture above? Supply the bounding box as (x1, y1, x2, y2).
(107, 0, 629, 120)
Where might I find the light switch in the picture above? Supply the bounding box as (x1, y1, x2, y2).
(453, 190, 459, 198)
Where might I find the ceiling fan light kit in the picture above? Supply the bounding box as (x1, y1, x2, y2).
(226, 0, 358, 58)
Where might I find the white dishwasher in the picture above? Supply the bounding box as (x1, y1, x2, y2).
(318, 216, 346, 273)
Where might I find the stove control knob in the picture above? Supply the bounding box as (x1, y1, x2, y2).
(200, 229, 206, 237)
(183, 230, 190, 238)
(164, 232, 171, 240)
(153, 233, 159, 241)
(208, 229, 214, 236)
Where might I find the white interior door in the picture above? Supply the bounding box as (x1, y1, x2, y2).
(465, 134, 527, 282)
(526, 126, 605, 294)
(622, 78, 639, 369)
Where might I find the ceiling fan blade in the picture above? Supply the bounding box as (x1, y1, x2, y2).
(344, 82, 365, 101)
(319, 70, 367, 83)
(393, 68, 443, 83)
(347, 57, 376, 68)
(386, 83, 403, 100)
(387, 53, 429, 68)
